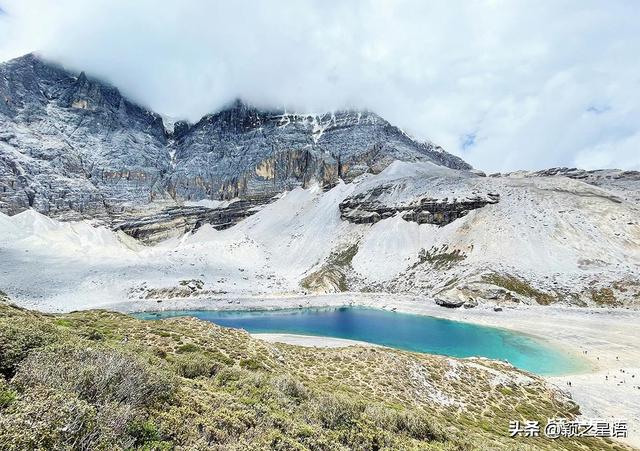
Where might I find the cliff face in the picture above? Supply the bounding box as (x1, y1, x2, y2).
(0, 54, 471, 228)
(339, 184, 499, 226)
(113, 199, 273, 243)
(167, 101, 470, 202)
(0, 54, 170, 220)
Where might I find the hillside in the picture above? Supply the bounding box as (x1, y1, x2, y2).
(1, 160, 638, 311)
(1, 54, 638, 310)
(0, 297, 631, 450)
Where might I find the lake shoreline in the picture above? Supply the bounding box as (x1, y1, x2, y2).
(107, 292, 640, 447)
(135, 306, 586, 376)
(252, 333, 382, 349)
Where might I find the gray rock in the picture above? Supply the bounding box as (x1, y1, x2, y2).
(0, 54, 169, 220)
(463, 298, 478, 308)
(339, 187, 499, 226)
(435, 298, 465, 308)
(113, 197, 273, 243)
(0, 53, 472, 235)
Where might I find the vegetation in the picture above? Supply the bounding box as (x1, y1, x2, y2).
(0, 299, 630, 450)
(410, 246, 467, 271)
(482, 273, 555, 305)
(590, 288, 622, 307)
(301, 243, 359, 293)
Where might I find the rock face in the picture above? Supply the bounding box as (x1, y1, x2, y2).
(0, 54, 170, 220)
(0, 53, 471, 230)
(493, 167, 640, 204)
(113, 198, 273, 243)
(498, 167, 640, 183)
(339, 185, 499, 225)
(168, 102, 471, 201)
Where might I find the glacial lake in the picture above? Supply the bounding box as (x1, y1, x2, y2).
(133, 307, 587, 376)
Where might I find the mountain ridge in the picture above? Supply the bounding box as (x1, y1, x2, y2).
(0, 53, 470, 225)
(1, 53, 638, 311)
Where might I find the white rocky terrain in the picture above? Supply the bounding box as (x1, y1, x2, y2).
(0, 53, 638, 312)
(1, 161, 638, 312)
(2, 53, 639, 448)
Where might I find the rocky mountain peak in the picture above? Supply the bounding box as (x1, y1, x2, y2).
(194, 98, 269, 135)
(0, 53, 472, 224)
(63, 70, 107, 110)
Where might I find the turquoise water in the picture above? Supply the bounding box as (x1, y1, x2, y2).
(133, 307, 587, 376)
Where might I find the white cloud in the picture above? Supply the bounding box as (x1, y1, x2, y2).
(0, 0, 638, 172)
(574, 133, 640, 170)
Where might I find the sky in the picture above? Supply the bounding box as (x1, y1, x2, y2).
(0, 0, 639, 172)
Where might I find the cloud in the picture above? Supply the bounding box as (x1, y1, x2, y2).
(0, 0, 639, 172)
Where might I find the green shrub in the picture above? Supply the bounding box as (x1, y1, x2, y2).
(483, 273, 555, 305)
(0, 390, 165, 450)
(364, 405, 449, 442)
(153, 330, 172, 338)
(392, 410, 448, 442)
(272, 374, 308, 401)
(84, 329, 104, 341)
(53, 318, 74, 327)
(215, 366, 245, 386)
(176, 343, 199, 353)
(0, 379, 16, 409)
(0, 389, 15, 409)
(12, 344, 175, 409)
(263, 429, 308, 450)
(128, 419, 172, 449)
(239, 357, 265, 370)
(2, 344, 177, 450)
(172, 353, 221, 379)
(335, 418, 391, 450)
(311, 394, 364, 429)
(0, 318, 57, 378)
(0, 388, 103, 450)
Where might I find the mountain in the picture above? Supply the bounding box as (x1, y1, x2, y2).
(0, 161, 638, 311)
(0, 54, 169, 219)
(0, 53, 639, 310)
(0, 53, 469, 232)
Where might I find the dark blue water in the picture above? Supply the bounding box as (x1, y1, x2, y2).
(133, 307, 587, 375)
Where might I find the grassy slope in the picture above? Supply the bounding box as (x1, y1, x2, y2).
(0, 300, 631, 451)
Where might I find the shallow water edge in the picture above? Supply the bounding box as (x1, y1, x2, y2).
(132, 306, 590, 376)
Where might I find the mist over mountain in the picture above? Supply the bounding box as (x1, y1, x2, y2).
(1, 52, 639, 314)
(1, 0, 640, 172)
(0, 54, 468, 226)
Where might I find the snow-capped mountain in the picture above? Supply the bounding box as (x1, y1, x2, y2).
(0, 53, 639, 311)
(0, 53, 468, 225)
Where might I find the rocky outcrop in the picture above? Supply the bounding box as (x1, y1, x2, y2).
(0, 54, 170, 221)
(113, 197, 273, 243)
(493, 167, 640, 204)
(300, 244, 359, 293)
(339, 188, 499, 226)
(166, 100, 471, 202)
(128, 279, 229, 299)
(434, 297, 466, 308)
(497, 167, 640, 182)
(0, 54, 472, 230)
